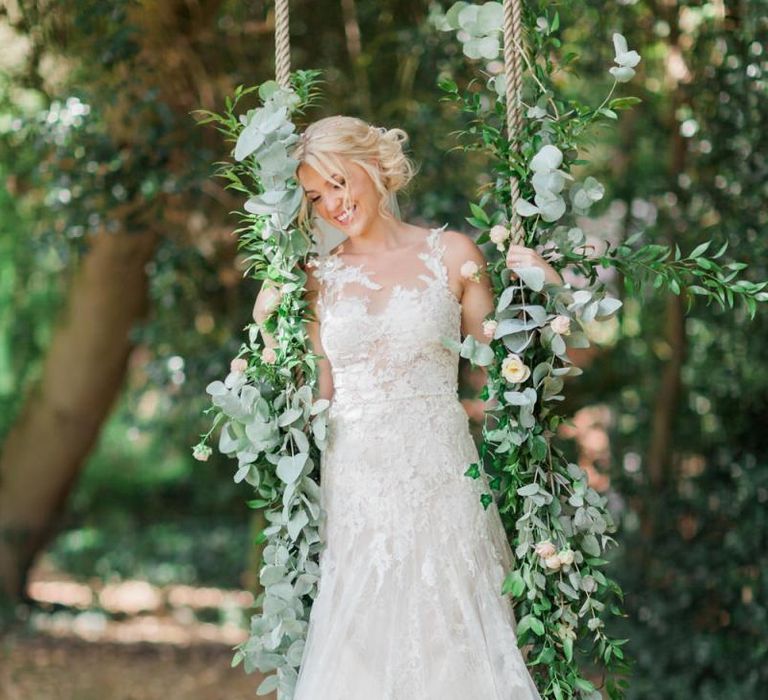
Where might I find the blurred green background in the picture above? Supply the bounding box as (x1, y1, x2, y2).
(0, 1, 766, 698)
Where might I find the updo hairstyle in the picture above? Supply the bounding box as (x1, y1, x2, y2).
(293, 115, 416, 229)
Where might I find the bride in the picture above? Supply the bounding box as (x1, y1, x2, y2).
(253, 116, 560, 699)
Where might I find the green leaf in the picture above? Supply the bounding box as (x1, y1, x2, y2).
(689, 241, 711, 258)
(256, 674, 279, 695)
(517, 483, 540, 497)
(464, 462, 481, 479)
(609, 96, 642, 109)
(276, 453, 308, 484)
(516, 613, 544, 638)
(502, 570, 526, 597)
(469, 202, 490, 225)
(581, 533, 601, 556)
(563, 635, 573, 662)
(438, 77, 458, 94)
(511, 265, 545, 292)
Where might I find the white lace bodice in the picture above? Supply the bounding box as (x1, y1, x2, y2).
(307, 226, 462, 408)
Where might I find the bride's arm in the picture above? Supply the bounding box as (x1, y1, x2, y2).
(302, 266, 335, 402)
(252, 270, 334, 402)
(444, 231, 563, 415)
(443, 231, 497, 419)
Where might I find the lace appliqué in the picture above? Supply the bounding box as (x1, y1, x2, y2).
(295, 226, 543, 700)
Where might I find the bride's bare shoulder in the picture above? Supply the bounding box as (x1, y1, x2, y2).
(439, 228, 487, 268)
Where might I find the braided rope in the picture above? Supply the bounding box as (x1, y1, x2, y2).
(503, 0, 525, 246)
(275, 0, 291, 88)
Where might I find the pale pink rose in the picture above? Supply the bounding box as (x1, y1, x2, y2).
(545, 554, 562, 571)
(261, 346, 277, 364)
(482, 319, 498, 339)
(192, 445, 212, 462)
(230, 357, 248, 374)
(534, 540, 557, 558)
(460, 259, 481, 282)
(501, 353, 531, 384)
(557, 549, 575, 567)
(550, 315, 571, 336)
(489, 224, 510, 246)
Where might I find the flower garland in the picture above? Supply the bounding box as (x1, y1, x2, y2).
(434, 3, 765, 698)
(194, 72, 327, 698)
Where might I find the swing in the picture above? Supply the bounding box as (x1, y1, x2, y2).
(193, 2, 653, 697)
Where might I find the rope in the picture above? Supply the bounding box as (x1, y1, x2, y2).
(503, 0, 525, 246)
(275, 0, 291, 88)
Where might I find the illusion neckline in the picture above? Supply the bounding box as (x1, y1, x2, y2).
(327, 226, 443, 288)
(318, 225, 462, 319)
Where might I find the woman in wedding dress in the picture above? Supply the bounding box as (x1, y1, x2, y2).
(254, 116, 560, 699)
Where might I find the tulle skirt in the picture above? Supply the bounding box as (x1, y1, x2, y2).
(293, 395, 543, 700)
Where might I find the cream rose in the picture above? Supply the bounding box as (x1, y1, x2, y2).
(534, 540, 557, 558)
(489, 224, 510, 247)
(544, 554, 562, 571)
(460, 259, 481, 282)
(501, 353, 531, 384)
(482, 319, 498, 339)
(230, 357, 248, 374)
(557, 549, 575, 567)
(261, 346, 277, 364)
(550, 315, 571, 336)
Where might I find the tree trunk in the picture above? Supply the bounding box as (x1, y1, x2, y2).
(0, 229, 158, 603)
(641, 1, 692, 539)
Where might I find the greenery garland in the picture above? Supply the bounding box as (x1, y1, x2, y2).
(194, 71, 326, 698)
(192, 5, 765, 699)
(432, 3, 766, 699)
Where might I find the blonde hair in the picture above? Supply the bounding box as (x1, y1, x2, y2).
(292, 116, 416, 231)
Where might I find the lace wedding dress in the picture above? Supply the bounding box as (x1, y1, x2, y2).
(293, 226, 542, 700)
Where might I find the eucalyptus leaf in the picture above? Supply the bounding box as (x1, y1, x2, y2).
(511, 266, 545, 292)
(276, 453, 309, 484)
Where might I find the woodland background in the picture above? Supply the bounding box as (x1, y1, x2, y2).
(0, 1, 766, 698)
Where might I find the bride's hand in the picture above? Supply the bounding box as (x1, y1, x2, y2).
(505, 244, 563, 286)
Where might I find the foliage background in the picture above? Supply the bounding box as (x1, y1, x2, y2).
(0, 1, 766, 698)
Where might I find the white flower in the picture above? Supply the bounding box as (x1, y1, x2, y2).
(489, 224, 510, 247)
(610, 33, 641, 83)
(534, 540, 557, 558)
(587, 616, 604, 631)
(544, 554, 562, 571)
(501, 353, 531, 384)
(550, 315, 571, 336)
(192, 444, 212, 462)
(581, 575, 598, 593)
(482, 319, 498, 340)
(230, 357, 248, 374)
(262, 346, 277, 364)
(460, 259, 481, 282)
(557, 549, 575, 567)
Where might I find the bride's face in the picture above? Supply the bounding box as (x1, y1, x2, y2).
(298, 157, 383, 238)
